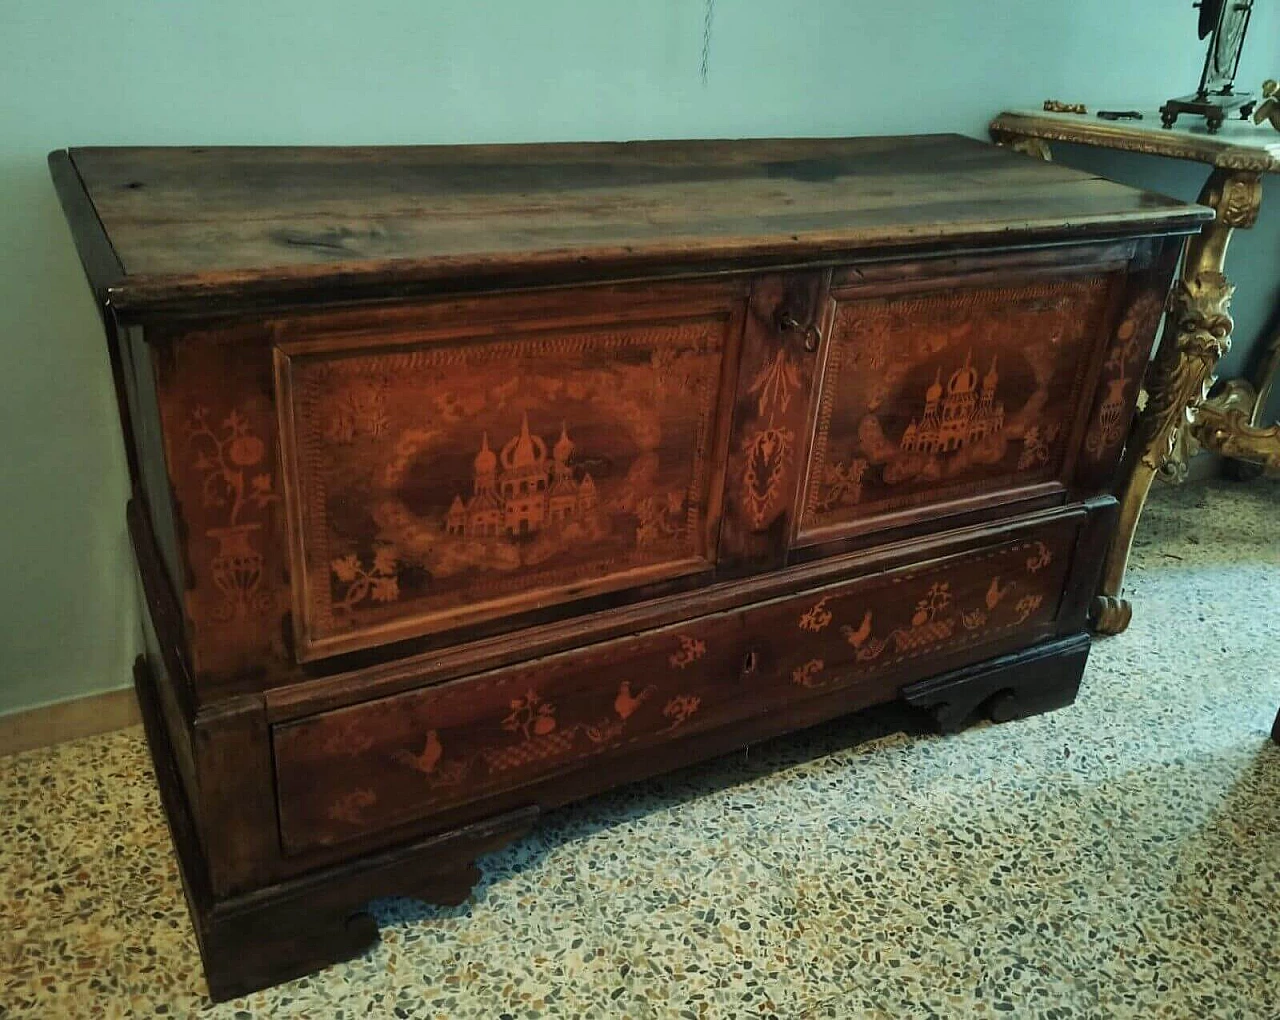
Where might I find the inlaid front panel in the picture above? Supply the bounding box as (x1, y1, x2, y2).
(799, 273, 1118, 542)
(276, 307, 739, 660)
(273, 513, 1080, 852)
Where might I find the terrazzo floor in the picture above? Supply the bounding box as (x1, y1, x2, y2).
(2, 477, 1279, 1019)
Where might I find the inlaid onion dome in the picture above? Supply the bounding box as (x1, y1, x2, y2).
(553, 422, 574, 463)
(474, 431, 497, 475)
(948, 350, 979, 394)
(925, 369, 943, 404)
(501, 413, 547, 470)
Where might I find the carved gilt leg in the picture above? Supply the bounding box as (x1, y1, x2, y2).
(1091, 169, 1259, 634)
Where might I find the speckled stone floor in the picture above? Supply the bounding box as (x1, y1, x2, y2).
(2, 477, 1278, 1020)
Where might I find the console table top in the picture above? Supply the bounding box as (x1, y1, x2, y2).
(51, 134, 1209, 315)
(991, 109, 1280, 173)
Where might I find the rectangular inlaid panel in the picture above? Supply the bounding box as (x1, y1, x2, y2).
(276, 311, 738, 660)
(799, 273, 1118, 541)
(274, 515, 1079, 852)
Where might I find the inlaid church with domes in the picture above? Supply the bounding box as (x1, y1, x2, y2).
(900, 351, 1005, 456)
(446, 413, 598, 539)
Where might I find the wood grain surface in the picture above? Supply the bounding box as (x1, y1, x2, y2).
(56, 135, 1209, 314)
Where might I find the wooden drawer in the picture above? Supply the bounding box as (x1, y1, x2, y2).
(273, 512, 1081, 853)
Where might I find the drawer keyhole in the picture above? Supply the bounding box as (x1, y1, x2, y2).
(741, 650, 759, 676)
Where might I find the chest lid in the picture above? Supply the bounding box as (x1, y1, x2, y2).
(51, 135, 1209, 318)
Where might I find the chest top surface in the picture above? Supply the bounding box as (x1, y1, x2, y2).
(53, 134, 1208, 315)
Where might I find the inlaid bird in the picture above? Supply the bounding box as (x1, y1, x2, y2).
(393, 730, 443, 775)
(985, 576, 1014, 611)
(614, 681, 656, 721)
(843, 609, 873, 649)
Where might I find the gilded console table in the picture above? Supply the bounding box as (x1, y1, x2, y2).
(991, 108, 1280, 635)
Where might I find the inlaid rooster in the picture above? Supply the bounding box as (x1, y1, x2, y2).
(843, 609, 873, 649)
(393, 730, 443, 775)
(614, 681, 656, 721)
(985, 576, 1014, 611)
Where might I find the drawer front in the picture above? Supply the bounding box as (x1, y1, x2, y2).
(797, 267, 1121, 545)
(275, 289, 745, 661)
(273, 514, 1080, 852)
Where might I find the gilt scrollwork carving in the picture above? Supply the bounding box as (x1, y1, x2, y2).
(1191, 402, 1280, 471)
(1215, 173, 1264, 229)
(1144, 273, 1235, 482)
(993, 133, 1053, 162)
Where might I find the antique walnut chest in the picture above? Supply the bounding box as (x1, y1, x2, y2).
(51, 136, 1209, 998)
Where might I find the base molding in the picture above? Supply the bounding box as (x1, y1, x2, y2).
(900, 633, 1089, 734)
(137, 629, 1093, 1000)
(0, 685, 140, 757)
(133, 657, 538, 1001)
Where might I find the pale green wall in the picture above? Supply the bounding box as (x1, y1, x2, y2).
(2, 1, 1277, 714)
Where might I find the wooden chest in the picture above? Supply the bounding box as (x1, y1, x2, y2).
(50, 136, 1208, 999)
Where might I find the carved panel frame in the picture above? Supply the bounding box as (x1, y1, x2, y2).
(275, 297, 746, 661)
(792, 263, 1129, 549)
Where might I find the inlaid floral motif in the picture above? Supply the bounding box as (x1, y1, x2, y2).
(748, 349, 802, 418)
(331, 546, 400, 613)
(741, 347, 803, 531)
(635, 492, 687, 547)
(961, 608, 988, 630)
(1013, 594, 1044, 624)
(502, 690, 558, 740)
(186, 406, 278, 620)
(187, 407, 277, 527)
(817, 456, 869, 510)
(798, 596, 833, 633)
(669, 635, 707, 669)
(661, 694, 702, 732)
(742, 424, 794, 529)
(1017, 423, 1063, 470)
(1025, 542, 1053, 573)
(326, 788, 377, 825)
(790, 659, 825, 688)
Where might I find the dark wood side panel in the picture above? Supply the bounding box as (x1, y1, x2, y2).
(123, 326, 188, 601)
(1072, 235, 1184, 494)
(274, 512, 1080, 854)
(131, 496, 277, 896)
(151, 324, 288, 694)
